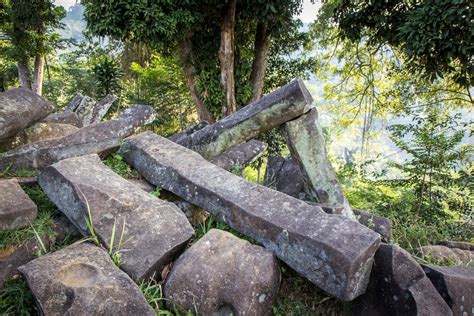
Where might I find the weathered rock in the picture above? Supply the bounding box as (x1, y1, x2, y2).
(276, 155, 308, 199)
(38, 154, 194, 281)
(168, 121, 209, 143)
(422, 264, 474, 315)
(172, 200, 209, 225)
(210, 139, 267, 171)
(177, 78, 314, 159)
(0, 179, 37, 230)
(74, 95, 96, 122)
(0, 88, 55, 140)
(0, 122, 79, 152)
(121, 132, 381, 301)
(18, 242, 155, 315)
(41, 111, 83, 127)
(64, 94, 83, 112)
(351, 244, 452, 316)
(127, 178, 156, 193)
(0, 215, 79, 287)
(353, 209, 391, 242)
(281, 108, 354, 218)
(438, 240, 474, 251)
(0, 104, 155, 171)
(263, 155, 285, 187)
(83, 94, 117, 126)
(165, 229, 280, 315)
(417, 245, 473, 266)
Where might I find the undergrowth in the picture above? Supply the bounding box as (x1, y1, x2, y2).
(104, 153, 139, 178)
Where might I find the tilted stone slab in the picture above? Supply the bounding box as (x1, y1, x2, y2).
(168, 121, 209, 143)
(121, 132, 381, 301)
(177, 78, 314, 159)
(210, 139, 267, 171)
(0, 179, 37, 230)
(41, 111, 83, 127)
(83, 94, 117, 126)
(18, 242, 154, 315)
(0, 104, 155, 171)
(0, 88, 55, 140)
(64, 94, 83, 112)
(281, 108, 354, 218)
(263, 155, 285, 187)
(74, 95, 96, 122)
(38, 154, 194, 281)
(351, 244, 452, 316)
(165, 229, 280, 315)
(422, 264, 473, 315)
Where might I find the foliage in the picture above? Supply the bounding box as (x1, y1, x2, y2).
(0, 278, 38, 315)
(139, 279, 175, 316)
(92, 55, 123, 99)
(103, 153, 139, 179)
(329, 0, 474, 88)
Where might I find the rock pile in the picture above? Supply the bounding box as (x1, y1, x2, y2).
(0, 83, 471, 315)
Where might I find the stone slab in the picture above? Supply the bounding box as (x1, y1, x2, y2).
(417, 245, 473, 266)
(210, 139, 267, 171)
(41, 111, 83, 127)
(0, 88, 55, 140)
(83, 94, 117, 126)
(0, 104, 155, 171)
(18, 242, 154, 315)
(168, 122, 209, 143)
(38, 154, 194, 281)
(121, 132, 381, 301)
(0, 179, 37, 230)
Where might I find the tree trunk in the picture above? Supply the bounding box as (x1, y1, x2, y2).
(179, 38, 216, 123)
(17, 58, 31, 89)
(249, 22, 270, 102)
(32, 55, 45, 95)
(218, 0, 237, 117)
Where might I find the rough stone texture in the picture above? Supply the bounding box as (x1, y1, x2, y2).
(210, 139, 267, 171)
(281, 108, 354, 218)
(177, 78, 314, 159)
(0, 215, 79, 287)
(0, 104, 155, 171)
(353, 209, 391, 242)
(438, 240, 474, 251)
(172, 200, 209, 225)
(0, 179, 37, 230)
(121, 132, 381, 301)
(0, 122, 79, 152)
(165, 229, 280, 315)
(351, 244, 452, 316)
(417, 245, 473, 266)
(74, 95, 96, 122)
(18, 242, 154, 315)
(422, 264, 474, 315)
(168, 122, 209, 143)
(64, 94, 83, 112)
(41, 111, 83, 127)
(276, 155, 308, 200)
(127, 178, 156, 193)
(83, 94, 117, 126)
(0, 88, 55, 140)
(263, 155, 285, 187)
(38, 154, 194, 281)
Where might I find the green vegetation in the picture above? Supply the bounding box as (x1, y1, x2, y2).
(0, 278, 38, 315)
(104, 153, 139, 179)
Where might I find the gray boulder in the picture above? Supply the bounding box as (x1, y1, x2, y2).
(351, 244, 452, 316)
(276, 155, 308, 199)
(177, 78, 314, 159)
(0, 179, 37, 230)
(64, 94, 83, 112)
(263, 155, 285, 187)
(41, 111, 83, 127)
(0, 88, 55, 140)
(0, 104, 155, 171)
(281, 108, 354, 218)
(82, 94, 117, 126)
(422, 264, 473, 315)
(38, 154, 194, 281)
(74, 95, 96, 122)
(121, 132, 381, 301)
(164, 229, 280, 315)
(18, 242, 154, 315)
(417, 245, 473, 266)
(210, 139, 267, 171)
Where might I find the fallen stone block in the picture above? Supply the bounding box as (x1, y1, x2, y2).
(18, 242, 155, 315)
(422, 264, 473, 315)
(74, 95, 96, 122)
(168, 121, 209, 143)
(165, 229, 280, 315)
(64, 94, 83, 112)
(41, 111, 83, 127)
(281, 108, 354, 218)
(438, 240, 474, 251)
(0, 122, 79, 152)
(417, 245, 473, 266)
(177, 78, 314, 159)
(83, 94, 117, 126)
(263, 155, 285, 187)
(0, 88, 55, 140)
(0, 179, 37, 230)
(0, 104, 155, 171)
(38, 154, 194, 281)
(351, 244, 452, 316)
(210, 139, 267, 171)
(276, 155, 308, 199)
(121, 132, 381, 301)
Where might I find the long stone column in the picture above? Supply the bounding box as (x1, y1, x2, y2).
(177, 78, 314, 159)
(120, 132, 381, 301)
(281, 108, 354, 218)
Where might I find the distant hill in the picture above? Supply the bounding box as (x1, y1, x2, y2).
(58, 3, 86, 44)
